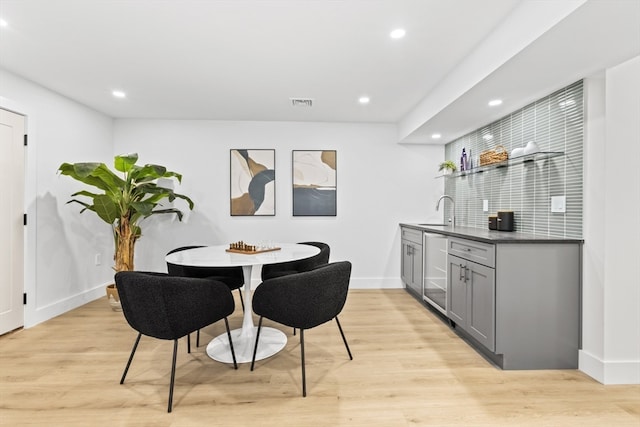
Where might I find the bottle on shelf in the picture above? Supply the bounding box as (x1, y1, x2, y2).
(461, 148, 467, 171)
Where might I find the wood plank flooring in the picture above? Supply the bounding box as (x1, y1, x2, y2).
(1, 290, 638, 426)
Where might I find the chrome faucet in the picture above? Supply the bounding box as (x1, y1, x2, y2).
(436, 195, 455, 227)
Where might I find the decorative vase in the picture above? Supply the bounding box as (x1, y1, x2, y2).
(511, 147, 525, 158)
(523, 141, 539, 155)
(106, 284, 122, 311)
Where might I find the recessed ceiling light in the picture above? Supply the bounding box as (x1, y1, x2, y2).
(358, 96, 370, 104)
(0, 19, 8, 27)
(431, 133, 441, 139)
(390, 28, 406, 39)
(488, 99, 503, 107)
(112, 90, 126, 98)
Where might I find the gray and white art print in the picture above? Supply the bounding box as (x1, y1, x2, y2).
(292, 150, 336, 216)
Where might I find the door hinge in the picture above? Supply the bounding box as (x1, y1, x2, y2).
(24, 134, 28, 146)
(24, 213, 27, 226)
(23, 293, 27, 305)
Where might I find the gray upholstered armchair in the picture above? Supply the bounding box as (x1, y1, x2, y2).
(250, 261, 353, 397)
(115, 271, 237, 412)
(166, 245, 245, 346)
(260, 241, 330, 280)
(166, 245, 245, 309)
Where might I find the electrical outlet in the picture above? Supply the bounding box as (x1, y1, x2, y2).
(551, 195, 566, 213)
(483, 200, 489, 212)
(94, 253, 102, 266)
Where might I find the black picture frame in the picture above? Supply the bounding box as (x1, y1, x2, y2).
(292, 150, 337, 216)
(230, 149, 275, 216)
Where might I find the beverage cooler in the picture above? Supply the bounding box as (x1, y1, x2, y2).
(423, 232, 448, 315)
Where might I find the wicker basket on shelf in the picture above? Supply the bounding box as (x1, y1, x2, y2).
(479, 145, 508, 166)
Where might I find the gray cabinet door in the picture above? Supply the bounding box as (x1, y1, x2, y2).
(401, 239, 412, 286)
(401, 240, 422, 295)
(411, 243, 423, 294)
(447, 255, 467, 325)
(467, 262, 495, 351)
(447, 254, 496, 352)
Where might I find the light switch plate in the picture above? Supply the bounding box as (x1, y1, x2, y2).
(551, 195, 566, 213)
(483, 200, 489, 212)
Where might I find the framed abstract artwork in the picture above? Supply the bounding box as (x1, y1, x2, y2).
(230, 149, 275, 216)
(292, 150, 337, 216)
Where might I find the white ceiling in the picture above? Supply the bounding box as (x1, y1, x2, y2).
(0, 0, 638, 144)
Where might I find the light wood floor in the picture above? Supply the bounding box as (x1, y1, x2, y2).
(1, 290, 638, 426)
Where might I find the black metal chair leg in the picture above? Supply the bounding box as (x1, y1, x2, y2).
(335, 317, 353, 360)
(187, 333, 191, 354)
(168, 339, 178, 413)
(196, 329, 200, 348)
(250, 317, 264, 371)
(293, 327, 296, 336)
(120, 333, 142, 384)
(224, 317, 238, 369)
(300, 328, 306, 397)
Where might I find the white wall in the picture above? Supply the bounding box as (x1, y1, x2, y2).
(6, 60, 638, 385)
(581, 74, 606, 380)
(0, 68, 114, 327)
(581, 56, 640, 384)
(113, 119, 444, 287)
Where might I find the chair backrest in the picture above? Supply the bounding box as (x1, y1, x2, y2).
(166, 245, 204, 276)
(299, 241, 330, 269)
(253, 261, 351, 330)
(260, 241, 330, 280)
(115, 271, 235, 340)
(166, 246, 243, 281)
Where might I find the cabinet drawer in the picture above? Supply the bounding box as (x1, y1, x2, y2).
(448, 237, 495, 268)
(401, 227, 423, 245)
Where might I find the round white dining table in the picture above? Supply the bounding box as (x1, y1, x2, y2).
(165, 243, 320, 363)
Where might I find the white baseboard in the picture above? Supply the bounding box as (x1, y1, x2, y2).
(579, 350, 640, 385)
(25, 282, 108, 328)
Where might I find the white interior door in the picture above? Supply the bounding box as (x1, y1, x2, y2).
(0, 108, 25, 335)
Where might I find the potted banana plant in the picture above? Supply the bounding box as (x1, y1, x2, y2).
(58, 153, 194, 309)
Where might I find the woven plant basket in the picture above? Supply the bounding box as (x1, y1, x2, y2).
(479, 145, 508, 166)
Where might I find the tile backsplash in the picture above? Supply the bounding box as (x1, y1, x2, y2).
(444, 80, 583, 238)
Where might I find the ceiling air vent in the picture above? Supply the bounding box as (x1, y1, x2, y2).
(290, 98, 313, 107)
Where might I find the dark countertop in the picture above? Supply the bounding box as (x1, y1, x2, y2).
(399, 223, 584, 244)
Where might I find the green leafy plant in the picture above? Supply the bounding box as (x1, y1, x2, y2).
(438, 160, 457, 173)
(58, 153, 194, 272)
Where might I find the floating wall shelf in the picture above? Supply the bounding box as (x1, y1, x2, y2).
(436, 151, 565, 178)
